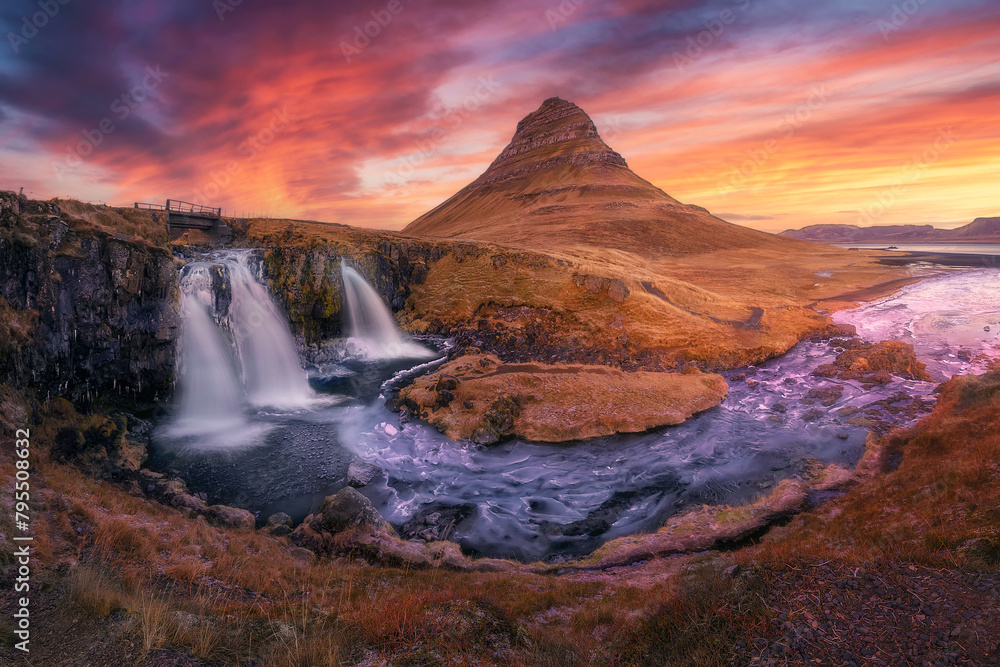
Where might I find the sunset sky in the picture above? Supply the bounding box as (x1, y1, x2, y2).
(0, 0, 997, 232)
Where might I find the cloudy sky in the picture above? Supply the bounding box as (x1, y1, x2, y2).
(0, 0, 997, 232)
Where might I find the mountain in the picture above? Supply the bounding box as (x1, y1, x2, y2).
(780, 218, 1000, 244)
(403, 97, 794, 257)
(951, 216, 1000, 240)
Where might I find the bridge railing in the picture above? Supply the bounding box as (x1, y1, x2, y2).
(166, 199, 222, 217)
(134, 200, 222, 217)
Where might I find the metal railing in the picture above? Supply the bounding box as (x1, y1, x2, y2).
(134, 200, 222, 217)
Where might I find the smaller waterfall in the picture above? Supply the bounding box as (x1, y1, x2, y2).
(341, 265, 434, 359)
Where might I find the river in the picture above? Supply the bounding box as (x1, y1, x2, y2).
(150, 255, 999, 561)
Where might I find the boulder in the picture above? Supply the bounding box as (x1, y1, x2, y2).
(399, 503, 477, 541)
(311, 487, 387, 533)
(171, 493, 208, 512)
(815, 340, 932, 385)
(607, 278, 630, 303)
(287, 546, 316, 565)
(204, 504, 256, 530)
(347, 459, 381, 488)
(265, 512, 294, 536)
(806, 385, 844, 407)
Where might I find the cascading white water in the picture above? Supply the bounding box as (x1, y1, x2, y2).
(167, 251, 315, 445)
(226, 256, 316, 408)
(170, 291, 246, 436)
(341, 264, 433, 358)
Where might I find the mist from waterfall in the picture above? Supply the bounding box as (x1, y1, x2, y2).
(341, 265, 434, 359)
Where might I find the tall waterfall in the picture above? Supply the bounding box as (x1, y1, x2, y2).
(172, 292, 246, 435)
(341, 265, 433, 359)
(226, 258, 316, 407)
(170, 251, 314, 438)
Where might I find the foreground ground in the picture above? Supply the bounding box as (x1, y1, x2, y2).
(1, 365, 998, 665)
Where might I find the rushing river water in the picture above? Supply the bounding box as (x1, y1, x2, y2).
(152, 255, 1000, 562)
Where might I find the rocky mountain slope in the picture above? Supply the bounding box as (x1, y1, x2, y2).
(404, 97, 800, 259)
(781, 216, 1000, 244)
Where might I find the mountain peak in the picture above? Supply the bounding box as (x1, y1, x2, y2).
(403, 97, 787, 257)
(478, 97, 628, 186)
(513, 97, 591, 135)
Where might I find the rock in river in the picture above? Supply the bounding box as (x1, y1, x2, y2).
(310, 487, 388, 533)
(347, 459, 381, 488)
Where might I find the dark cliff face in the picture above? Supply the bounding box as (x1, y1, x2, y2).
(0, 192, 179, 406)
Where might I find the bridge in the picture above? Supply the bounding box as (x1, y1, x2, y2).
(135, 199, 222, 230)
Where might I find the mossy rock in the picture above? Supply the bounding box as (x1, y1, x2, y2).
(470, 394, 521, 445)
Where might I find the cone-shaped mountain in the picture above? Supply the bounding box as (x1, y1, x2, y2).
(404, 97, 793, 257)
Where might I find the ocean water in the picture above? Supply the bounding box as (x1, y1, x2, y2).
(834, 243, 1000, 256)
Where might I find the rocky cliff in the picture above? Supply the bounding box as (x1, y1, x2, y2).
(0, 192, 179, 406)
(239, 220, 443, 344)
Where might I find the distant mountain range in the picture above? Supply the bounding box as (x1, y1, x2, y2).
(404, 97, 803, 257)
(779, 217, 1000, 244)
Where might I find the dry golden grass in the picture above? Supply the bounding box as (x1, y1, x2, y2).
(53, 198, 169, 247)
(399, 353, 728, 442)
(749, 369, 1000, 570)
(68, 565, 132, 618)
(243, 210, 908, 372)
(9, 357, 999, 664)
(27, 396, 998, 666)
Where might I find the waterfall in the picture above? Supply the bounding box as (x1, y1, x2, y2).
(341, 265, 434, 359)
(226, 257, 316, 408)
(170, 292, 246, 436)
(171, 251, 314, 434)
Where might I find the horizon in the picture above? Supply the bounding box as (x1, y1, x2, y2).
(1, 0, 997, 233)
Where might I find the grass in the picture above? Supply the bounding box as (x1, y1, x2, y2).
(750, 368, 1000, 571)
(53, 198, 170, 247)
(622, 561, 770, 666)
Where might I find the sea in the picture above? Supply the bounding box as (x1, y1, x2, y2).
(834, 243, 1000, 255)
